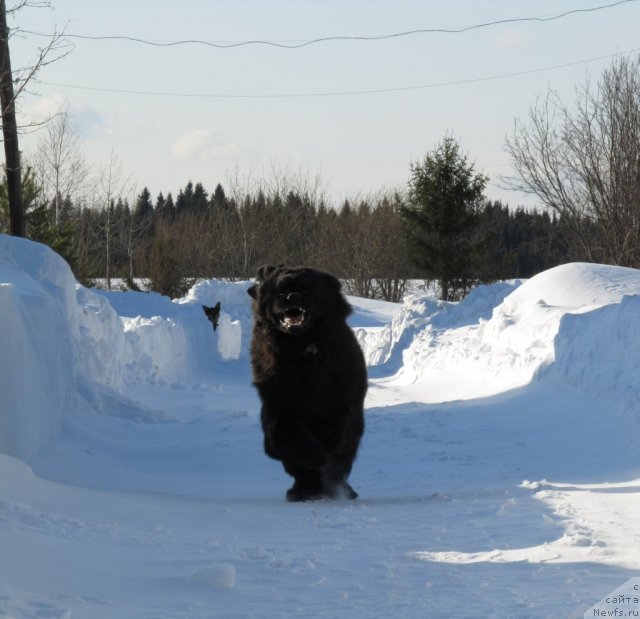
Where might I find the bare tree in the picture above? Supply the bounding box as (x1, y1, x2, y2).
(93, 150, 132, 289)
(226, 166, 265, 276)
(6, 2, 71, 111)
(505, 54, 640, 266)
(261, 158, 327, 207)
(31, 102, 88, 222)
(335, 195, 412, 301)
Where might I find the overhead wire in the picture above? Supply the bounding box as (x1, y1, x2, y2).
(17, 0, 639, 50)
(38, 48, 640, 99)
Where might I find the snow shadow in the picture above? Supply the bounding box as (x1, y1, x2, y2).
(348, 393, 640, 616)
(385, 559, 638, 618)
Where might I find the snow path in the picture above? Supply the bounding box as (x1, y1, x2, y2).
(0, 376, 637, 618)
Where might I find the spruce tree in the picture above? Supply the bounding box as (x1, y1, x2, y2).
(134, 186, 153, 220)
(401, 136, 487, 301)
(192, 182, 208, 212)
(211, 183, 229, 211)
(0, 166, 75, 267)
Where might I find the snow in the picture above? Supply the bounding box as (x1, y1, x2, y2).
(1, 233, 640, 618)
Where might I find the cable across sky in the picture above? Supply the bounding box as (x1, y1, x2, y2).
(18, 0, 639, 50)
(38, 47, 640, 100)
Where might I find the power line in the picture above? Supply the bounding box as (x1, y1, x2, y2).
(38, 47, 640, 99)
(19, 0, 639, 50)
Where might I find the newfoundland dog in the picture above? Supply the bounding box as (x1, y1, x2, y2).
(248, 265, 367, 502)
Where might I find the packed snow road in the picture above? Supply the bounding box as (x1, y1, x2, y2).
(1, 235, 640, 618)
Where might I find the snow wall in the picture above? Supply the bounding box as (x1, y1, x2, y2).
(0, 235, 247, 462)
(2, 234, 640, 463)
(357, 262, 640, 408)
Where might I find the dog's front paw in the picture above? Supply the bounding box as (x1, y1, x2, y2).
(286, 482, 326, 502)
(324, 480, 358, 500)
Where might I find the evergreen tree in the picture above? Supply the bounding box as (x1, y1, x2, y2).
(401, 136, 487, 300)
(58, 195, 74, 225)
(176, 181, 194, 213)
(156, 192, 175, 220)
(211, 183, 229, 211)
(134, 187, 153, 221)
(192, 182, 208, 212)
(0, 166, 76, 267)
(339, 199, 352, 218)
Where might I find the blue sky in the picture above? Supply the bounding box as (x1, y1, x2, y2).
(10, 0, 640, 207)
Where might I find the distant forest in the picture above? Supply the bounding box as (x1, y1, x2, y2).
(1, 173, 575, 301)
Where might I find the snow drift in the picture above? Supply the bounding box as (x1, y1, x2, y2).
(2, 233, 640, 463)
(0, 235, 245, 461)
(0, 238, 78, 460)
(358, 263, 640, 405)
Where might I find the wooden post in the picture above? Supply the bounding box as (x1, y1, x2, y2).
(0, 0, 25, 237)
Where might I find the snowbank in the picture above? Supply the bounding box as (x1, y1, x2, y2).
(0, 237, 78, 461)
(545, 293, 640, 410)
(3, 231, 640, 464)
(0, 235, 251, 461)
(359, 263, 640, 402)
(356, 281, 519, 371)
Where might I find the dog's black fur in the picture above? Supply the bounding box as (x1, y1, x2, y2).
(202, 302, 221, 331)
(248, 265, 367, 502)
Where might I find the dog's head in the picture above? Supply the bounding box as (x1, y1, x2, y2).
(202, 302, 221, 331)
(248, 265, 351, 335)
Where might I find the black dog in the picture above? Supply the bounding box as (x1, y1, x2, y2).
(202, 302, 221, 331)
(248, 265, 367, 502)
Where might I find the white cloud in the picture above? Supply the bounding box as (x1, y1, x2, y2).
(496, 31, 530, 49)
(18, 94, 103, 136)
(171, 129, 243, 162)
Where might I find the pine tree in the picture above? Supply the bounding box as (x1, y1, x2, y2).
(192, 182, 208, 212)
(401, 136, 487, 300)
(176, 181, 194, 214)
(0, 166, 76, 267)
(211, 183, 229, 211)
(134, 186, 153, 221)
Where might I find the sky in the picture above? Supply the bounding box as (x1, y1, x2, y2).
(8, 0, 640, 208)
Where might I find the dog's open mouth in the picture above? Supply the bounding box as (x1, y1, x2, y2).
(279, 307, 307, 330)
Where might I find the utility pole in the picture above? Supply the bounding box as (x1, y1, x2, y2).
(0, 0, 25, 237)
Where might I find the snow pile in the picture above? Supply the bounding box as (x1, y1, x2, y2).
(546, 292, 640, 410)
(191, 563, 237, 588)
(0, 235, 251, 460)
(361, 263, 640, 402)
(3, 230, 640, 465)
(175, 278, 252, 360)
(356, 281, 518, 371)
(0, 237, 78, 461)
(89, 279, 250, 387)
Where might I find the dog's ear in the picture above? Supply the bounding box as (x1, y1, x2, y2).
(247, 284, 258, 299)
(319, 270, 342, 293)
(321, 271, 352, 318)
(256, 265, 278, 282)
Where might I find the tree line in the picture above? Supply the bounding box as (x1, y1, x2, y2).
(1, 167, 574, 301)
